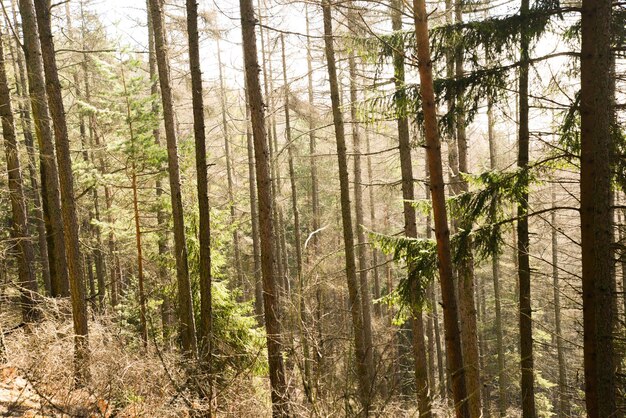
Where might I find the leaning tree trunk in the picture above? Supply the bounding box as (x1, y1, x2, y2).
(240, 0, 290, 415)
(33, 0, 90, 384)
(580, 0, 617, 415)
(412, 0, 469, 415)
(17, 0, 68, 298)
(0, 29, 39, 322)
(148, 0, 197, 356)
(322, 1, 373, 413)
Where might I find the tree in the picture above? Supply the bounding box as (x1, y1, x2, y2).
(580, 0, 617, 415)
(322, 1, 373, 412)
(17, 0, 68, 298)
(33, 0, 90, 384)
(280, 33, 312, 403)
(147, 0, 197, 356)
(452, 2, 481, 415)
(517, 0, 536, 415)
(411, 0, 469, 415)
(240, 0, 290, 415)
(0, 29, 39, 322)
(6, 3, 50, 296)
(389, 0, 431, 414)
(186, 0, 212, 375)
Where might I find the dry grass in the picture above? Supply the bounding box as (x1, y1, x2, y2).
(0, 297, 271, 417)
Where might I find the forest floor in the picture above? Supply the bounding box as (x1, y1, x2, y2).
(0, 365, 109, 417)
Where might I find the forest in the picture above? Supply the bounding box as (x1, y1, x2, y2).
(0, 0, 624, 416)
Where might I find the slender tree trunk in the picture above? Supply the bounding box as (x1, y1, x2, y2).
(105, 186, 118, 307)
(453, 3, 481, 415)
(33, 0, 90, 384)
(77, 2, 106, 312)
(217, 42, 243, 298)
(365, 129, 381, 318)
(412, 0, 468, 415)
(119, 64, 147, 347)
(487, 97, 507, 417)
(6, 9, 50, 296)
(186, 0, 212, 377)
(280, 33, 312, 404)
(146, 0, 170, 333)
(17, 0, 68, 298)
(244, 86, 263, 321)
(347, 18, 374, 387)
(390, 1, 431, 414)
(424, 157, 446, 400)
(305, 6, 323, 397)
(322, 1, 373, 413)
(148, 0, 197, 356)
(257, 5, 284, 303)
(580, 0, 616, 415)
(517, 0, 536, 414)
(0, 29, 39, 322)
(240, 0, 290, 415)
(550, 186, 568, 418)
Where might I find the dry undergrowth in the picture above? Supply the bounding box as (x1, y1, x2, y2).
(0, 297, 270, 417)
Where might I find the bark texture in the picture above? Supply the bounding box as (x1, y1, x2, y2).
(412, 0, 469, 415)
(580, 0, 616, 415)
(240, 0, 290, 414)
(148, 0, 197, 356)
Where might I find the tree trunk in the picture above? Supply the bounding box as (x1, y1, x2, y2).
(119, 63, 148, 347)
(146, 0, 169, 333)
(390, 1, 431, 414)
(6, 7, 51, 296)
(453, 3, 481, 415)
(280, 33, 312, 404)
(517, 0, 536, 414)
(365, 129, 381, 318)
(186, 0, 212, 375)
(148, 0, 197, 356)
(217, 42, 243, 298)
(0, 29, 39, 322)
(580, 0, 617, 415)
(347, 18, 375, 388)
(411, 0, 469, 415)
(240, 0, 290, 415)
(17, 0, 69, 298)
(33, 0, 90, 384)
(551, 186, 568, 418)
(77, 2, 106, 312)
(243, 85, 263, 321)
(487, 96, 507, 417)
(322, 1, 373, 413)
(305, 6, 323, 398)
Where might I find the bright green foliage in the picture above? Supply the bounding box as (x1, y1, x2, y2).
(185, 209, 266, 377)
(375, 167, 535, 316)
(111, 58, 166, 171)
